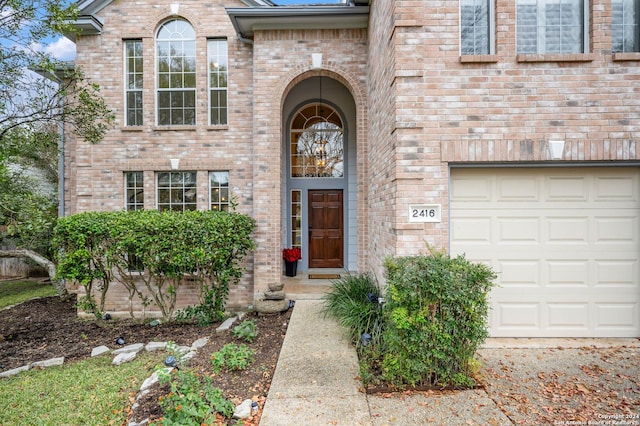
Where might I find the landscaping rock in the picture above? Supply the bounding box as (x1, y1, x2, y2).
(254, 298, 289, 314)
(268, 281, 284, 292)
(31, 357, 64, 369)
(91, 345, 110, 357)
(140, 371, 161, 392)
(216, 316, 237, 333)
(175, 345, 191, 357)
(182, 350, 197, 362)
(128, 418, 149, 426)
(191, 337, 209, 351)
(0, 364, 30, 378)
(144, 341, 166, 352)
(263, 290, 286, 300)
(113, 351, 137, 365)
(113, 343, 144, 355)
(233, 399, 253, 419)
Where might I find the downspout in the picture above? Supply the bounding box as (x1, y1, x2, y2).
(56, 77, 65, 218)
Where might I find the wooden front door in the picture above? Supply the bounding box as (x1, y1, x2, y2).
(308, 190, 344, 268)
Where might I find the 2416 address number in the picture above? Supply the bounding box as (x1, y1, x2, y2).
(408, 204, 442, 223)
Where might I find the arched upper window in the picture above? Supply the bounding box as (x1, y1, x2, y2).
(290, 103, 344, 178)
(156, 19, 196, 125)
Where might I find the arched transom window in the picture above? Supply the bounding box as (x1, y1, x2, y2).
(290, 103, 344, 178)
(156, 19, 196, 125)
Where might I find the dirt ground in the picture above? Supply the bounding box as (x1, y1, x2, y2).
(0, 292, 291, 425)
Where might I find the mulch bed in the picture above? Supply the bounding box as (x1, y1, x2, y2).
(0, 293, 291, 425)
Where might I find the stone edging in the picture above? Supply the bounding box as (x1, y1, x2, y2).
(0, 313, 256, 425)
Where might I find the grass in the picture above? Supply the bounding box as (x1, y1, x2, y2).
(0, 352, 163, 426)
(0, 279, 58, 310)
(0, 280, 162, 425)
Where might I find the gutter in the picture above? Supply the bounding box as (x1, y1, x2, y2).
(226, 5, 369, 41)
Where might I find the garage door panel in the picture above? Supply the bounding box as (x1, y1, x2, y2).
(451, 217, 491, 242)
(547, 260, 589, 286)
(547, 303, 589, 328)
(499, 260, 540, 286)
(594, 176, 637, 201)
(596, 260, 637, 286)
(451, 167, 640, 337)
(492, 303, 541, 329)
(499, 217, 540, 242)
(451, 176, 491, 201)
(547, 217, 589, 243)
(596, 304, 638, 329)
(497, 176, 539, 201)
(595, 216, 638, 244)
(546, 176, 588, 201)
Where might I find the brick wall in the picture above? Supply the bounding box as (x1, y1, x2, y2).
(68, 0, 256, 310)
(367, 0, 640, 278)
(67, 0, 369, 313)
(66, 0, 640, 311)
(251, 28, 369, 290)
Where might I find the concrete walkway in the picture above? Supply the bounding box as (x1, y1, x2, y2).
(260, 299, 371, 425)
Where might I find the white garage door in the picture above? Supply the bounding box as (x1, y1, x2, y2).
(450, 167, 640, 337)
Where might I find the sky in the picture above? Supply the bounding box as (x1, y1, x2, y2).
(0, 2, 77, 61)
(36, 37, 76, 61)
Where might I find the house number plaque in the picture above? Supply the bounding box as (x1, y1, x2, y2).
(408, 204, 441, 223)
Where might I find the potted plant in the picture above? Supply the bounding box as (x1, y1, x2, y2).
(282, 247, 302, 277)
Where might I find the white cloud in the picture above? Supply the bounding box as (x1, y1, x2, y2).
(44, 37, 76, 61)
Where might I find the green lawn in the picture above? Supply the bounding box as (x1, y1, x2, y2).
(0, 279, 57, 309)
(0, 279, 163, 425)
(0, 353, 162, 426)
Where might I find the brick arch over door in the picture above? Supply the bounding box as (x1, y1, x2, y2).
(278, 66, 369, 273)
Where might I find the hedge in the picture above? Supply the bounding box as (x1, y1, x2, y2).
(53, 210, 255, 321)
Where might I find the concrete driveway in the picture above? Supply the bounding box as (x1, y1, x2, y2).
(367, 339, 640, 426)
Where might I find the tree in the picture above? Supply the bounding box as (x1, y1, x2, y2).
(0, 0, 114, 144)
(0, 0, 115, 296)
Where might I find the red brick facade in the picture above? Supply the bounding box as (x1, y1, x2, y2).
(67, 0, 639, 316)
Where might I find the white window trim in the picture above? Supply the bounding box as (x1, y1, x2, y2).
(207, 38, 229, 126)
(516, 0, 590, 55)
(155, 19, 197, 127)
(459, 0, 496, 55)
(124, 39, 143, 126)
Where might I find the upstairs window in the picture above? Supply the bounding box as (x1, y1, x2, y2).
(460, 0, 493, 55)
(613, 0, 640, 53)
(156, 19, 196, 125)
(124, 40, 143, 126)
(517, 0, 587, 54)
(208, 39, 228, 125)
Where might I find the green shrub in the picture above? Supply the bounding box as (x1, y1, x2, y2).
(210, 343, 255, 373)
(157, 369, 233, 425)
(53, 210, 255, 321)
(381, 251, 496, 388)
(321, 273, 385, 349)
(232, 319, 258, 343)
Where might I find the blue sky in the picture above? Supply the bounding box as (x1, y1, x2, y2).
(0, 2, 76, 61)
